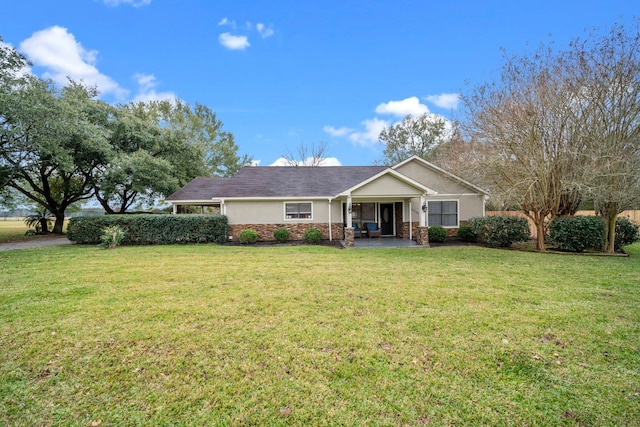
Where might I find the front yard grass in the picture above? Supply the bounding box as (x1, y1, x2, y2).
(1, 243, 639, 426)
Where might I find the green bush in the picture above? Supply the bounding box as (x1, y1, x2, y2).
(470, 216, 530, 247)
(457, 224, 477, 242)
(548, 216, 605, 252)
(67, 214, 228, 245)
(239, 229, 258, 244)
(428, 226, 447, 243)
(615, 217, 640, 251)
(273, 228, 290, 243)
(100, 225, 125, 249)
(304, 227, 323, 244)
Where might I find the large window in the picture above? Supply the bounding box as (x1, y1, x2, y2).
(428, 201, 458, 227)
(285, 202, 312, 219)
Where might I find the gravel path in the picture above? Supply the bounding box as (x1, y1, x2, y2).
(0, 236, 72, 252)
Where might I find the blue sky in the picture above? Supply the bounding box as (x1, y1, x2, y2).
(2, 0, 638, 167)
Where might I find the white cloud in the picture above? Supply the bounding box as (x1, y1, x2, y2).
(219, 32, 250, 50)
(131, 73, 176, 103)
(347, 118, 390, 147)
(425, 93, 460, 109)
(19, 26, 128, 99)
(269, 157, 343, 166)
(256, 23, 275, 38)
(323, 125, 353, 137)
(375, 96, 430, 117)
(103, 0, 151, 7)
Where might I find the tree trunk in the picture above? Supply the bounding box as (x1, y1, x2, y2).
(52, 211, 65, 234)
(535, 219, 546, 251)
(605, 214, 616, 253)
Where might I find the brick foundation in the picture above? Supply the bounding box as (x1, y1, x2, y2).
(228, 223, 343, 242)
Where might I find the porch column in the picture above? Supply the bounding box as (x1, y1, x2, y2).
(345, 195, 355, 247)
(328, 198, 332, 241)
(408, 200, 412, 240)
(419, 195, 426, 227)
(172, 204, 177, 214)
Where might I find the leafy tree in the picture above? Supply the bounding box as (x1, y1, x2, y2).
(94, 99, 250, 213)
(378, 113, 450, 165)
(0, 37, 33, 190)
(1, 78, 113, 233)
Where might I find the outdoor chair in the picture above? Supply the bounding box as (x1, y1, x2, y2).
(365, 222, 381, 238)
(352, 222, 362, 238)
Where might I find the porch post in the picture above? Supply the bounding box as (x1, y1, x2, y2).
(416, 195, 429, 246)
(328, 198, 332, 241)
(419, 195, 426, 227)
(345, 195, 355, 247)
(172, 204, 177, 215)
(409, 200, 412, 241)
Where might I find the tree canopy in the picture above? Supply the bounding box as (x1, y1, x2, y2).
(0, 38, 250, 230)
(378, 113, 451, 165)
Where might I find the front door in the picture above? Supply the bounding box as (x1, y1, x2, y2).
(380, 203, 394, 235)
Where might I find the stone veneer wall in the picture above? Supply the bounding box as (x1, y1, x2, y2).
(228, 223, 344, 242)
(400, 220, 470, 238)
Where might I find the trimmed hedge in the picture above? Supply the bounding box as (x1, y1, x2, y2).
(239, 229, 258, 244)
(615, 217, 640, 251)
(67, 214, 228, 245)
(304, 228, 323, 244)
(273, 228, 290, 243)
(549, 216, 605, 252)
(470, 216, 530, 247)
(457, 224, 477, 242)
(428, 226, 447, 243)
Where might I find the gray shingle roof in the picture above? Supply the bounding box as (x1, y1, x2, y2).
(165, 166, 387, 201)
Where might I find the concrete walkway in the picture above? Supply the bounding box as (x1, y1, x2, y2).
(342, 237, 427, 249)
(0, 236, 72, 252)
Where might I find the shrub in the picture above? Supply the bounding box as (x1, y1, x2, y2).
(548, 216, 605, 252)
(457, 224, 477, 242)
(615, 217, 640, 251)
(67, 214, 228, 245)
(100, 225, 125, 249)
(273, 228, 290, 243)
(428, 226, 447, 243)
(470, 216, 530, 247)
(24, 210, 54, 234)
(304, 228, 323, 244)
(239, 229, 258, 244)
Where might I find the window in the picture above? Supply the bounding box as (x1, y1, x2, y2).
(428, 201, 458, 227)
(285, 202, 312, 219)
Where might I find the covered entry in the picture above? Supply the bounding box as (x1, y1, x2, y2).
(337, 169, 436, 247)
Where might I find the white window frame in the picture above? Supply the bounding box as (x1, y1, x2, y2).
(284, 201, 313, 221)
(427, 200, 459, 228)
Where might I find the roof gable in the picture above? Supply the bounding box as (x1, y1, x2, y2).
(392, 156, 489, 195)
(340, 168, 436, 197)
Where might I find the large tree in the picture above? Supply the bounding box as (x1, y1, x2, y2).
(94, 99, 251, 213)
(568, 22, 640, 252)
(1, 78, 113, 233)
(462, 46, 583, 251)
(0, 37, 32, 190)
(378, 113, 450, 165)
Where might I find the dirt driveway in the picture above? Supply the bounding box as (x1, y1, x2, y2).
(0, 236, 72, 252)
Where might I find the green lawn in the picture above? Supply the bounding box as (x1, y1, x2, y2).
(0, 220, 31, 243)
(1, 243, 639, 426)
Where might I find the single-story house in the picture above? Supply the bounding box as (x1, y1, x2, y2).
(165, 156, 488, 246)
